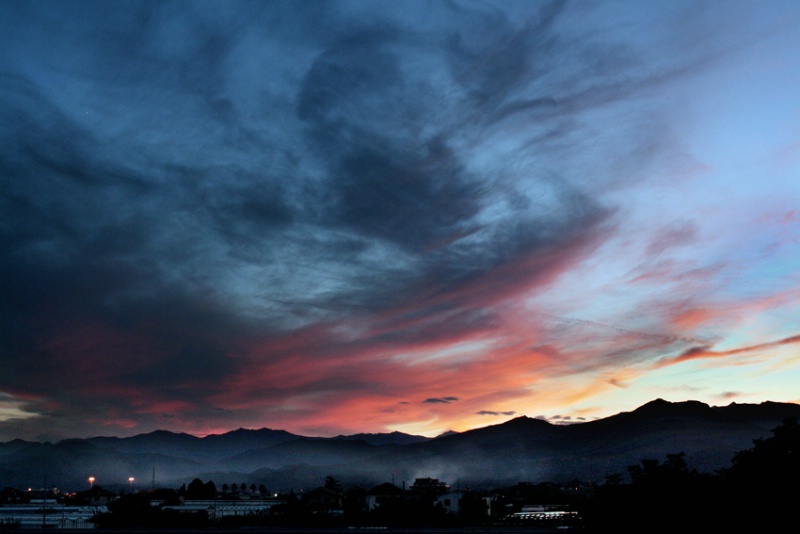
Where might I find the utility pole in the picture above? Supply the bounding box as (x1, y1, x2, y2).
(42, 475, 47, 529)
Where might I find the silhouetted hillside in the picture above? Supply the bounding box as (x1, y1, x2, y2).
(1, 399, 798, 491)
(334, 431, 429, 446)
(225, 437, 377, 472)
(715, 400, 800, 428)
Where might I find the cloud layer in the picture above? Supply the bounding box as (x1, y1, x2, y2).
(1, 0, 799, 440)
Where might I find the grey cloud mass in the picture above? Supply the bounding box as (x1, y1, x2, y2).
(477, 410, 517, 416)
(0, 0, 730, 440)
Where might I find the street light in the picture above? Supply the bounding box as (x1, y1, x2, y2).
(88, 476, 95, 489)
(128, 477, 135, 492)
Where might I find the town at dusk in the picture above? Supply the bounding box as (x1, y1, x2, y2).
(1, 0, 799, 445)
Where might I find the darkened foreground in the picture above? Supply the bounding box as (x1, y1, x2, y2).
(2, 417, 798, 532)
(586, 416, 800, 532)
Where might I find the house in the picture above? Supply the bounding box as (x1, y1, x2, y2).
(436, 490, 463, 515)
(161, 499, 283, 519)
(505, 504, 580, 526)
(435, 489, 491, 517)
(0, 500, 104, 529)
(409, 478, 448, 500)
(366, 482, 404, 511)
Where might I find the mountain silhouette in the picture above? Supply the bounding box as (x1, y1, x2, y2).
(1, 399, 798, 491)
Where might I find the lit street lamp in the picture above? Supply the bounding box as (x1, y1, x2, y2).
(88, 476, 95, 489)
(128, 477, 135, 492)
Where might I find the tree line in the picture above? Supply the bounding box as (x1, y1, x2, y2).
(585, 416, 800, 531)
(4, 417, 797, 530)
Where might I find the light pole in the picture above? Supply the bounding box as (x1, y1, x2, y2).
(88, 476, 95, 489)
(128, 477, 135, 492)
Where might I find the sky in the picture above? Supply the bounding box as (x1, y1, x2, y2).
(1, 0, 799, 442)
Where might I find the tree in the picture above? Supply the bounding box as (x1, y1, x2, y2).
(186, 478, 205, 499)
(186, 478, 216, 499)
(723, 416, 800, 523)
(324, 476, 343, 493)
(627, 452, 690, 488)
(729, 416, 800, 482)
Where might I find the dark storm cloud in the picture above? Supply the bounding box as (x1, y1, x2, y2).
(288, 9, 614, 319)
(295, 31, 488, 248)
(424, 397, 460, 405)
(0, 0, 692, 439)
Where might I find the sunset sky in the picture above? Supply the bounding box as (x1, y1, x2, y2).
(1, 0, 799, 442)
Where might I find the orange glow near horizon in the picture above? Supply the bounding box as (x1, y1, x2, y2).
(2, 1, 800, 443)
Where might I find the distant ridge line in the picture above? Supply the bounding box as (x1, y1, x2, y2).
(2, 398, 798, 492)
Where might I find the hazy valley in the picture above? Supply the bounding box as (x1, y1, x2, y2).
(2, 399, 799, 492)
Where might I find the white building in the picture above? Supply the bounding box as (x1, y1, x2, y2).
(0, 500, 105, 529)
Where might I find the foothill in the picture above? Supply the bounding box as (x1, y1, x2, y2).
(1, 416, 798, 532)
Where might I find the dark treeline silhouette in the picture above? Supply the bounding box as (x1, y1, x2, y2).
(2, 417, 797, 530)
(583, 416, 800, 531)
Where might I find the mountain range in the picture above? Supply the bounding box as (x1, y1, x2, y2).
(2, 399, 798, 492)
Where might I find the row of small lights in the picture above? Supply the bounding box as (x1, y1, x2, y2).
(29, 477, 279, 499)
(25, 476, 135, 495)
(88, 476, 135, 490)
(23, 476, 136, 493)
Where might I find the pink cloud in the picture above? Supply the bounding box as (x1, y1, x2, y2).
(206, 300, 562, 435)
(645, 222, 698, 256)
(655, 334, 800, 368)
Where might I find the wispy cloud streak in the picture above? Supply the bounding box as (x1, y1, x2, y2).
(1, 0, 799, 439)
